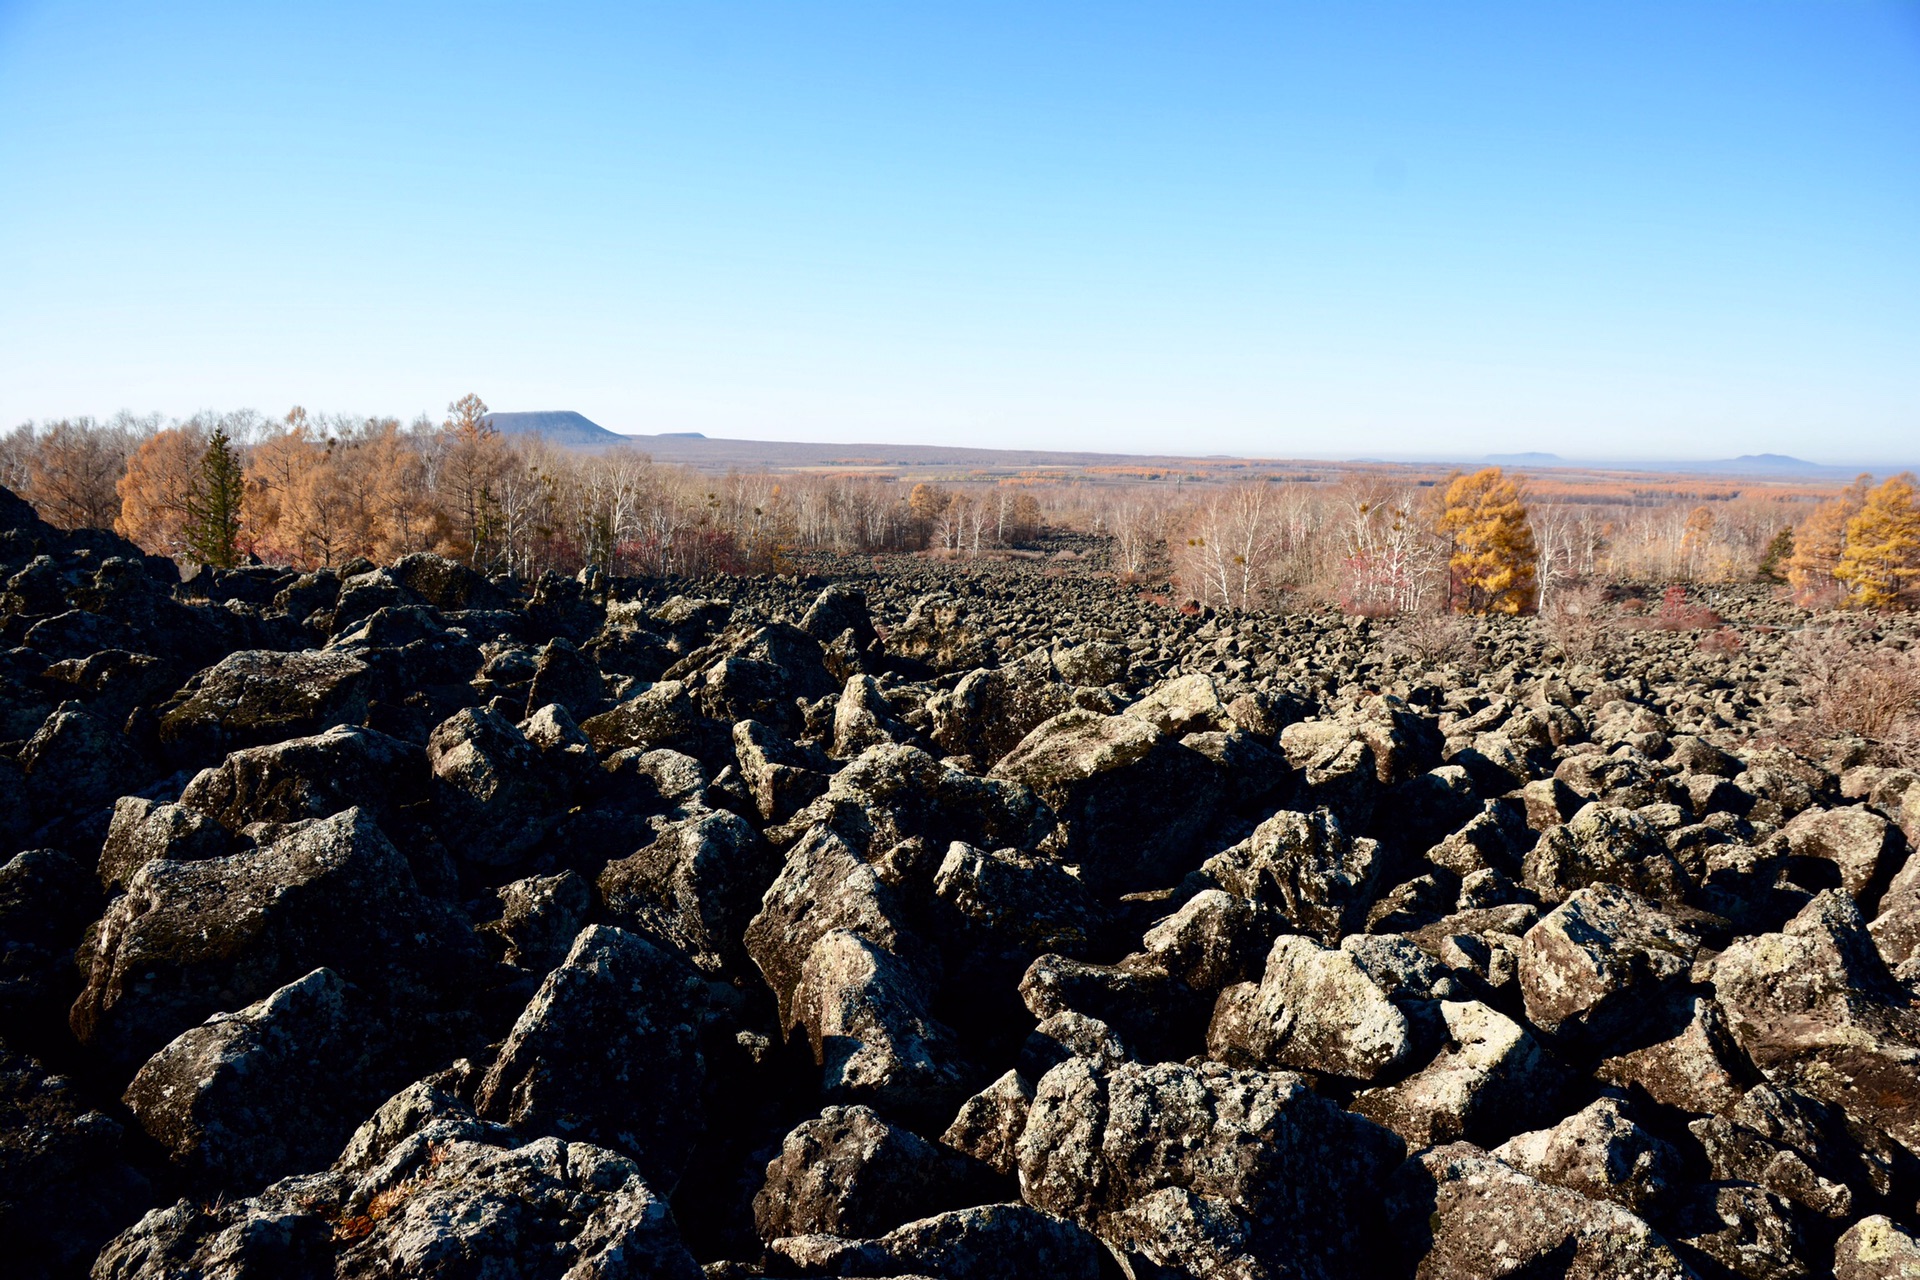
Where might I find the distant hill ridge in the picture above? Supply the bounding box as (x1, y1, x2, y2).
(481, 410, 623, 446)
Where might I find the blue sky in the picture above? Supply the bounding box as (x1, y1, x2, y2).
(1, 1, 1916, 462)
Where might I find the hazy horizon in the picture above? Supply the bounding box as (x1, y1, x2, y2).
(3, 2, 1916, 461)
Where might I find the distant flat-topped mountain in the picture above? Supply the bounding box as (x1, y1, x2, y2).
(481, 411, 624, 446)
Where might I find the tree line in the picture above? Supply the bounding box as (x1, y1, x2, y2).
(0, 398, 1044, 577)
(6, 402, 1915, 613)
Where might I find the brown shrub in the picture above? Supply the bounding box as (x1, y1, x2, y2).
(1792, 626, 1920, 750)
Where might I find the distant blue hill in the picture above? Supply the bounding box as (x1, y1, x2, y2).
(481, 410, 624, 446)
(1484, 452, 1564, 465)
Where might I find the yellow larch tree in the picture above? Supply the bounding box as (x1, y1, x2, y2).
(1436, 467, 1538, 615)
(115, 426, 205, 555)
(1786, 474, 1870, 605)
(1835, 473, 1920, 610)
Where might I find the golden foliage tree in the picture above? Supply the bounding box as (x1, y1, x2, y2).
(1786, 474, 1870, 604)
(1835, 473, 1920, 611)
(1436, 467, 1538, 615)
(115, 427, 205, 554)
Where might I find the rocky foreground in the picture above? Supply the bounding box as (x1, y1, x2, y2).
(4, 486, 1920, 1279)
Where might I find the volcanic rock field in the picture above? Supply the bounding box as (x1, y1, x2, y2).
(6, 481, 1920, 1280)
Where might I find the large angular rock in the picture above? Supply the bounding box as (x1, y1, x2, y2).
(931, 842, 1107, 990)
(426, 706, 580, 866)
(1016, 1056, 1403, 1280)
(753, 1104, 986, 1241)
(767, 1202, 1108, 1280)
(71, 807, 486, 1072)
(1388, 1142, 1696, 1280)
(1491, 1097, 1681, 1216)
(1352, 999, 1564, 1148)
(0, 847, 101, 1034)
(598, 809, 778, 979)
(1780, 804, 1904, 909)
(476, 925, 708, 1192)
(122, 968, 384, 1189)
(928, 659, 1079, 769)
(1523, 801, 1691, 903)
(1834, 1214, 1920, 1280)
(578, 679, 713, 755)
(1207, 935, 1425, 1081)
(942, 1070, 1033, 1177)
(791, 928, 967, 1112)
(1713, 890, 1920, 1158)
(991, 708, 1223, 894)
(477, 870, 591, 973)
(1195, 807, 1387, 944)
(97, 798, 230, 891)
(745, 824, 922, 1028)
(92, 1132, 702, 1280)
(157, 649, 375, 763)
(18, 701, 144, 817)
(1518, 883, 1703, 1048)
(886, 592, 997, 674)
(178, 724, 423, 830)
(1596, 992, 1754, 1117)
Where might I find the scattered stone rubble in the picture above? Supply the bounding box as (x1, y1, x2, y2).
(3, 484, 1920, 1278)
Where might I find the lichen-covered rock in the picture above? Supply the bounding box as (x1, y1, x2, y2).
(1518, 883, 1703, 1048)
(942, 1070, 1033, 1177)
(98, 798, 229, 892)
(1352, 999, 1565, 1149)
(1195, 807, 1386, 943)
(178, 724, 423, 831)
(1596, 991, 1754, 1117)
(1780, 804, 1904, 908)
(426, 706, 579, 866)
(1523, 801, 1690, 903)
(477, 870, 591, 972)
(475, 925, 709, 1192)
(991, 708, 1223, 894)
(1207, 935, 1423, 1081)
(753, 1104, 987, 1241)
(71, 806, 487, 1072)
(1016, 1056, 1403, 1280)
(1491, 1097, 1681, 1216)
(791, 928, 967, 1112)
(1713, 891, 1920, 1158)
(599, 809, 778, 979)
(1834, 1214, 1920, 1280)
(0, 1043, 149, 1280)
(157, 649, 376, 764)
(767, 1202, 1106, 1280)
(122, 967, 384, 1189)
(1388, 1141, 1697, 1279)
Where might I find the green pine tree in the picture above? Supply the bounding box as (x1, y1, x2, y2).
(183, 427, 246, 568)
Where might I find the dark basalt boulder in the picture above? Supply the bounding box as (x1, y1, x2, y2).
(752, 1104, 990, 1242)
(1387, 1141, 1697, 1280)
(766, 1202, 1109, 1280)
(599, 809, 779, 979)
(70, 806, 487, 1072)
(1017, 1055, 1403, 1280)
(122, 967, 387, 1190)
(177, 723, 424, 831)
(475, 924, 710, 1192)
(990, 708, 1223, 895)
(97, 798, 230, 891)
(425, 706, 580, 867)
(157, 648, 377, 765)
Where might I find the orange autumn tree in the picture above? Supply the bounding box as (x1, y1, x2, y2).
(1786, 474, 1870, 605)
(1436, 467, 1538, 615)
(115, 426, 205, 555)
(1834, 473, 1920, 610)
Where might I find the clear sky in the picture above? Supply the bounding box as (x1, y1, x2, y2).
(1, 1, 1916, 463)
